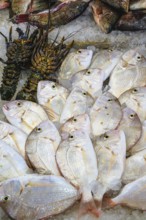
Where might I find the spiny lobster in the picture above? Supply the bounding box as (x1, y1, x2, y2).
(0, 25, 38, 100)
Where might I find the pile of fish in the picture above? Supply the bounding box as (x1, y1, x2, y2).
(0, 46, 146, 219)
(91, 0, 146, 33)
(1, 0, 146, 33)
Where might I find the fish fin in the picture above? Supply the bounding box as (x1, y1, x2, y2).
(78, 187, 101, 219)
(102, 196, 116, 208)
(15, 14, 29, 24)
(44, 106, 58, 121)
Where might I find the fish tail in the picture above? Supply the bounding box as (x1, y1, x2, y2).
(91, 180, 106, 207)
(15, 14, 29, 23)
(79, 197, 101, 219)
(78, 187, 101, 219)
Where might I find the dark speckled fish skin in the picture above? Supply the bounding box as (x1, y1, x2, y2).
(0, 175, 80, 220)
(101, 0, 130, 12)
(115, 10, 146, 31)
(130, 0, 146, 10)
(91, 0, 120, 33)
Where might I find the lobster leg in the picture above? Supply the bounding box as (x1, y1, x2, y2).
(16, 27, 24, 38)
(0, 32, 8, 47)
(9, 26, 12, 42)
(0, 58, 6, 64)
(25, 24, 30, 38)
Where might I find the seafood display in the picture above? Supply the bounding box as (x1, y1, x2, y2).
(1, 0, 146, 220)
(0, 42, 146, 219)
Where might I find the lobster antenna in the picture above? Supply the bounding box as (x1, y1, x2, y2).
(46, 0, 52, 32)
(0, 32, 8, 44)
(63, 27, 87, 42)
(25, 24, 30, 38)
(16, 28, 24, 38)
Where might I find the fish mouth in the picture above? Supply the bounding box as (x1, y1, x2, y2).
(3, 105, 9, 111)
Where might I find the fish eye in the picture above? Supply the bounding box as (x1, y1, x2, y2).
(52, 84, 56, 89)
(108, 49, 113, 52)
(35, 127, 42, 132)
(2, 195, 10, 202)
(86, 71, 91, 75)
(17, 102, 22, 107)
(129, 114, 135, 119)
(83, 92, 87, 96)
(69, 135, 74, 139)
(137, 55, 141, 61)
(132, 88, 138, 93)
(107, 99, 113, 102)
(73, 118, 77, 122)
(104, 135, 109, 140)
(77, 50, 82, 54)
